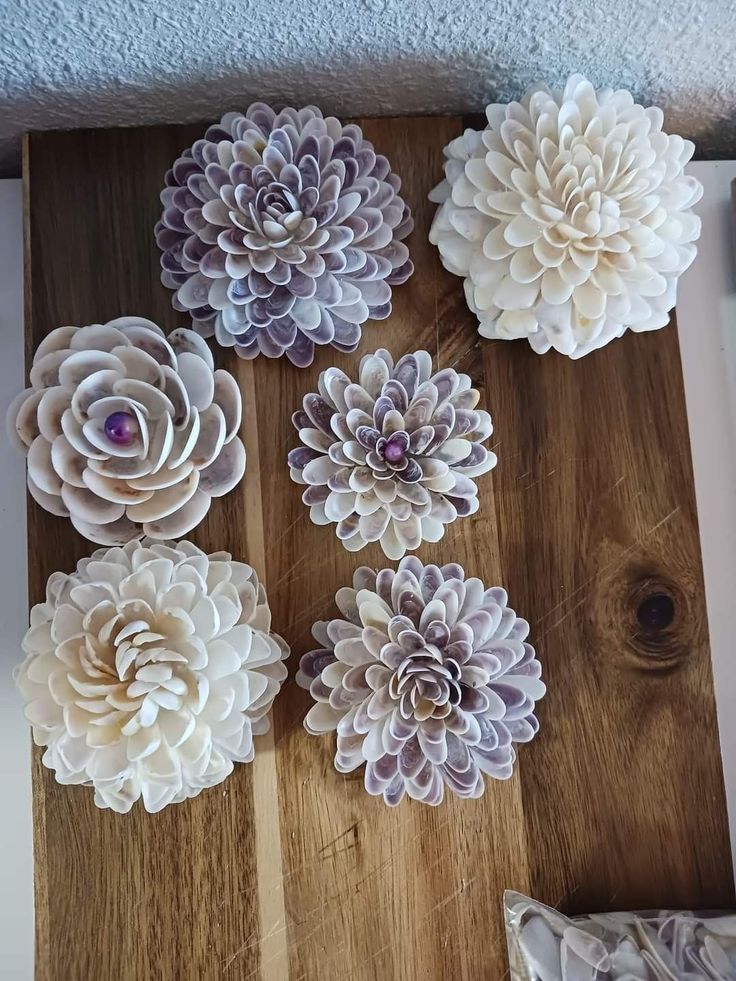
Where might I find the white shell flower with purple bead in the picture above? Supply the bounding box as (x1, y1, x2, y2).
(6, 317, 245, 545)
(298, 558, 545, 806)
(287, 349, 496, 560)
(155, 104, 414, 367)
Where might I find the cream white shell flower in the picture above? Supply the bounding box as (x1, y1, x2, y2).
(15, 539, 289, 813)
(429, 74, 703, 358)
(288, 349, 496, 560)
(298, 558, 544, 806)
(6, 317, 245, 545)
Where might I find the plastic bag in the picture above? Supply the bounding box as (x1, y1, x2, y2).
(504, 890, 736, 980)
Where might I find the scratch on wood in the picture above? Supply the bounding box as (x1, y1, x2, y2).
(539, 505, 682, 629)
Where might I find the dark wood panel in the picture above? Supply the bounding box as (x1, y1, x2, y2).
(24, 114, 733, 981)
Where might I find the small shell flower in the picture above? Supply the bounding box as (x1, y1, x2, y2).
(156, 104, 414, 367)
(429, 74, 702, 358)
(298, 558, 545, 806)
(287, 349, 496, 560)
(6, 317, 245, 545)
(16, 539, 289, 813)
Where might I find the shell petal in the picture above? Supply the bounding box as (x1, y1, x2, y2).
(190, 404, 226, 469)
(125, 469, 200, 522)
(142, 488, 211, 539)
(213, 369, 242, 441)
(177, 352, 215, 411)
(168, 328, 214, 371)
(198, 438, 246, 497)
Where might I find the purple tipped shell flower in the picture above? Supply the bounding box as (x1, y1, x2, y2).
(155, 104, 414, 367)
(288, 349, 497, 559)
(298, 558, 545, 806)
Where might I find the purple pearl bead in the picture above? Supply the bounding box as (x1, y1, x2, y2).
(104, 411, 136, 446)
(383, 439, 405, 463)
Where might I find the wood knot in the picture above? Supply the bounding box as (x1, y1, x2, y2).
(625, 573, 690, 672)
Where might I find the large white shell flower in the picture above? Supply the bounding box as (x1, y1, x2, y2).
(6, 317, 245, 544)
(15, 539, 289, 813)
(288, 349, 496, 560)
(429, 74, 703, 358)
(298, 558, 545, 806)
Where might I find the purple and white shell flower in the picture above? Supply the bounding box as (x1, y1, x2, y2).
(298, 558, 545, 806)
(156, 104, 414, 367)
(288, 349, 497, 560)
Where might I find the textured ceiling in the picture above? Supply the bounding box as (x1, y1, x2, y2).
(1, 0, 735, 176)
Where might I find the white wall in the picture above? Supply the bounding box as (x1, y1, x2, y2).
(0, 180, 33, 981)
(1, 0, 736, 175)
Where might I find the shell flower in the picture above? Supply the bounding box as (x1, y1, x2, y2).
(287, 349, 496, 560)
(16, 538, 289, 813)
(429, 74, 703, 358)
(298, 558, 545, 806)
(6, 317, 245, 545)
(156, 103, 414, 367)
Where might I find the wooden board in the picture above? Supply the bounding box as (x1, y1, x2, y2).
(24, 117, 734, 981)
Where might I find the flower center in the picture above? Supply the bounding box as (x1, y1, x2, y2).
(388, 645, 462, 722)
(104, 411, 137, 446)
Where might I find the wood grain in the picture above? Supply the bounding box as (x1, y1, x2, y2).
(24, 116, 734, 981)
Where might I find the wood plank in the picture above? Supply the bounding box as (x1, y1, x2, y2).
(24, 115, 733, 981)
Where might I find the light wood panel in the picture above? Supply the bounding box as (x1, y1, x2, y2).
(24, 116, 734, 980)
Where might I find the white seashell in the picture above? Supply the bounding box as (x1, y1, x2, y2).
(142, 488, 211, 538)
(161, 365, 190, 427)
(27, 436, 62, 496)
(81, 468, 155, 506)
(9, 318, 245, 544)
(126, 470, 199, 522)
(112, 318, 177, 367)
(61, 483, 126, 525)
(112, 346, 164, 387)
(167, 411, 201, 470)
(34, 326, 78, 360)
(27, 474, 68, 517)
(35, 387, 70, 442)
(562, 927, 610, 972)
(61, 408, 108, 460)
(50, 436, 86, 487)
(560, 944, 594, 981)
(147, 415, 175, 474)
(29, 349, 72, 389)
(70, 369, 119, 421)
(111, 378, 173, 419)
(190, 404, 226, 469)
(199, 438, 246, 497)
(58, 350, 126, 389)
(15, 538, 289, 812)
(213, 369, 242, 441)
(520, 916, 563, 981)
(6, 389, 42, 450)
(167, 327, 214, 371)
(176, 351, 215, 411)
(86, 453, 154, 481)
(69, 513, 141, 546)
(69, 323, 128, 352)
(127, 460, 194, 491)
